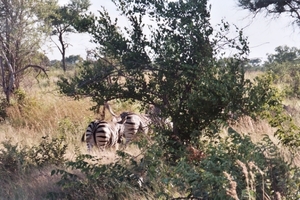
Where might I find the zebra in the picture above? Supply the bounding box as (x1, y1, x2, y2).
(146, 104, 173, 130)
(120, 112, 152, 145)
(81, 119, 124, 152)
(104, 103, 152, 145)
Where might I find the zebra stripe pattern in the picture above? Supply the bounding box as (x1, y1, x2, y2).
(146, 104, 173, 130)
(82, 120, 124, 152)
(120, 112, 151, 145)
(104, 102, 154, 145)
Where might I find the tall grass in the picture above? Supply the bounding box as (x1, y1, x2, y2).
(0, 69, 146, 199)
(0, 68, 299, 199)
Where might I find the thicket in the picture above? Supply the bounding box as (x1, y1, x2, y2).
(42, 114, 300, 200)
(260, 46, 300, 98)
(0, 136, 67, 198)
(1, 0, 300, 199)
(0, 69, 299, 199)
(2, 126, 298, 199)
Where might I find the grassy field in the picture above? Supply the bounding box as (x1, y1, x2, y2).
(0, 69, 148, 199)
(0, 69, 299, 199)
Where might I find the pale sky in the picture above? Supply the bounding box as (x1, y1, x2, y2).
(44, 0, 300, 61)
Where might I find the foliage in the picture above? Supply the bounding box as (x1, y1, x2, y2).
(0, 0, 54, 103)
(237, 0, 300, 96)
(59, 0, 260, 144)
(48, 127, 300, 199)
(28, 136, 67, 167)
(141, 128, 300, 199)
(29, 51, 51, 68)
(0, 140, 31, 178)
(58, 117, 80, 135)
(0, 97, 8, 120)
(48, 153, 153, 200)
(245, 72, 300, 147)
(244, 57, 264, 71)
(43, 0, 90, 71)
(266, 46, 300, 64)
(0, 136, 67, 174)
(238, 0, 300, 25)
(65, 55, 84, 66)
(262, 46, 300, 98)
(7, 89, 42, 129)
(0, 135, 67, 195)
(0, 136, 68, 198)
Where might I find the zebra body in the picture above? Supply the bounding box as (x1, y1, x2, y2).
(146, 104, 173, 130)
(82, 120, 124, 152)
(105, 102, 152, 145)
(121, 113, 151, 145)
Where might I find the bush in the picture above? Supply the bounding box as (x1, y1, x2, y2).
(0, 140, 31, 178)
(48, 153, 153, 200)
(48, 125, 300, 199)
(0, 136, 67, 173)
(28, 136, 67, 167)
(111, 128, 300, 199)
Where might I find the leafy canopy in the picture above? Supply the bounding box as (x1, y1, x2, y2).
(238, 0, 300, 26)
(59, 0, 280, 143)
(0, 0, 56, 102)
(42, 0, 90, 72)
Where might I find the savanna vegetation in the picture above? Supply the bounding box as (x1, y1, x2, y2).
(1, 0, 300, 199)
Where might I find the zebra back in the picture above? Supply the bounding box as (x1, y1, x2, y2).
(83, 120, 124, 152)
(104, 102, 154, 145)
(120, 113, 151, 144)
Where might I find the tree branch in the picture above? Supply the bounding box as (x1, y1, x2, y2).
(286, 2, 300, 21)
(14, 64, 49, 78)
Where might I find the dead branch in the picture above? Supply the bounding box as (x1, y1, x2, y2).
(14, 64, 49, 78)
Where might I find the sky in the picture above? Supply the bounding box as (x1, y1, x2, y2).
(44, 0, 300, 61)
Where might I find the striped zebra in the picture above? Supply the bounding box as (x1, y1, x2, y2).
(121, 112, 152, 145)
(146, 104, 173, 130)
(105, 103, 152, 145)
(81, 120, 124, 152)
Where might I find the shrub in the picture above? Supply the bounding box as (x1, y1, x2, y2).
(48, 153, 153, 200)
(28, 136, 67, 167)
(0, 97, 8, 121)
(123, 128, 300, 199)
(0, 140, 31, 178)
(0, 136, 67, 175)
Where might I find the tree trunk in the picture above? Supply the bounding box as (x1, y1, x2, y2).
(0, 56, 7, 102)
(62, 52, 66, 72)
(0, 52, 15, 104)
(59, 32, 66, 72)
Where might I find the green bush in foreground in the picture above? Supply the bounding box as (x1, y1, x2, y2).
(49, 128, 300, 200)
(0, 136, 68, 198)
(48, 153, 153, 200)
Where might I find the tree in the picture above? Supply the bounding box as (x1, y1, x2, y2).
(65, 55, 83, 65)
(249, 58, 262, 67)
(45, 0, 90, 72)
(266, 45, 300, 64)
(262, 46, 300, 98)
(237, 0, 300, 25)
(0, 0, 53, 103)
(59, 0, 282, 145)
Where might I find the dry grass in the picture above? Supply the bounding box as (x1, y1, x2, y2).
(229, 116, 277, 143)
(245, 70, 264, 81)
(229, 115, 300, 167)
(0, 166, 63, 200)
(0, 69, 146, 199)
(0, 69, 299, 198)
